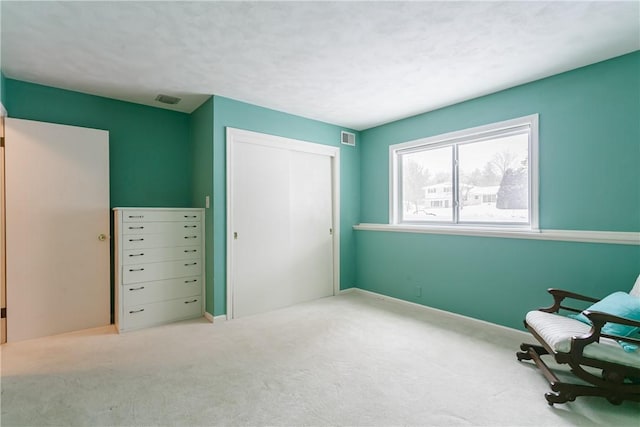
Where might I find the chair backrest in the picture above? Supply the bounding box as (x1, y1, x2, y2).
(631, 274, 640, 298)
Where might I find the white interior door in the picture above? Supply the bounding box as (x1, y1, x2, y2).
(5, 118, 110, 341)
(228, 129, 338, 319)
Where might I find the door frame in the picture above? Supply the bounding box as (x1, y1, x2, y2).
(226, 127, 340, 320)
(0, 113, 6, 344)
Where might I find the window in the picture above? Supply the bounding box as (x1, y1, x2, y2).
(390, 114, 538, 230)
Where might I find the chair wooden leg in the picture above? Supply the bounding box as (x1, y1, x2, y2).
(519, 342, 640, 405)
(517, 343, 548, 361)
(551, 381, 639, 405)
(545, 391, 570, 406)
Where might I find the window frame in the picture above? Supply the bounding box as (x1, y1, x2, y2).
(389, 114, 539, 231)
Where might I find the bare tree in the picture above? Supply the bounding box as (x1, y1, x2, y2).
(489, 150, 519, 178)
(403, 159, 430, 212)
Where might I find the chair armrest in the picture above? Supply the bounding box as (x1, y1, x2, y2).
(583, 310, 640, 344)
(570, 310, 640, 356)
(540, 288, 600, 314)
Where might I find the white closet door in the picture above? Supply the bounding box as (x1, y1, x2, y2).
(5, 118, 110, 341)
(289, 151, 334, 303)
(230, 136, 334, 318)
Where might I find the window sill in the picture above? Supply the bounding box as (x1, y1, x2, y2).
(352, 223, 640, 245)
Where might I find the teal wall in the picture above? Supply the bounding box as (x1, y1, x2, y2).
(189, 96, 214, 314)
(212, 96, 360, 316)
(5, 78, 194, 321)
(4, 79, 192, 208)
(357, 52, 640, 330)
(357, 232, 639, 329)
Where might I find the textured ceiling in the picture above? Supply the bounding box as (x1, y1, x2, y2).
(1, 1, 639, 130)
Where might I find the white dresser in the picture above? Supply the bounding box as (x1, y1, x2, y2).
(113, 208, 205, 332)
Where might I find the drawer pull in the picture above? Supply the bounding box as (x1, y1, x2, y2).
(184, 236, 197, 239)
(129, 286, 145, 291)
(129, 253, 144, 257)
(128, 226, 144, 230)
(184, 249, 197, 253)
(184, 262, 197, 266)
(129, 308, 145, 314)
(184, 215, 197, 218)
(128, 215, 144, 219)
(184, 225, 197, 228)
(184, 279, 198, 283)
(184, 299, 198, 304)
(129, 268, 145, 272)
(129, 238, 144, 242)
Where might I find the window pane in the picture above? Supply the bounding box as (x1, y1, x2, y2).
(401, 146, 453, 222)
(458, 133, 529, 223)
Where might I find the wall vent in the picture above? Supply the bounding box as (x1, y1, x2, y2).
(155, 94, 181, 105)
(341, 131, 356, 146)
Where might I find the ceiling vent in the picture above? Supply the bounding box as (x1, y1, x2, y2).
(341, 131, 356, 147)
(155, 94, 181, 105)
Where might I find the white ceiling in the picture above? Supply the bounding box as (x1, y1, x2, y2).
(1, 1, 639, 130)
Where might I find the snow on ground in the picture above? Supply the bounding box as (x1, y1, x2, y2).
(404, 203, 527, 222)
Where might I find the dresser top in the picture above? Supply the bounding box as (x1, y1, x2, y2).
(113, 207, 204, 211)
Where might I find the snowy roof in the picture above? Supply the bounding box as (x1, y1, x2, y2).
(468, 185, 500, 195)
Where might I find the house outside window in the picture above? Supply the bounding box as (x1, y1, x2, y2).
(390, 114, 539, 230)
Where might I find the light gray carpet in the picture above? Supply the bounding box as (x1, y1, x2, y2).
(1, 291, 638, 426)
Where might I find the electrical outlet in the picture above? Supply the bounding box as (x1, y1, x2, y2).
(205, 195, 210, 208)
(414, 286, 422, 297)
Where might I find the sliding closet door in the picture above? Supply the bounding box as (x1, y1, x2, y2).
(5, 118, 110, 341)
(228, 129, 337, 319)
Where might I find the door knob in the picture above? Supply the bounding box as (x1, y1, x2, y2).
(98, 234, 108, 241)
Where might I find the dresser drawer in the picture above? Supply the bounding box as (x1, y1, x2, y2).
(122, 210, 201, 223)
(123, 276, 201, 306)
(122, 296, 202, 331)
(122, 221, 201, 235)
(122, 232, 201, 250)
(123, 260, 202, 284)
(122, 246, 201, 265)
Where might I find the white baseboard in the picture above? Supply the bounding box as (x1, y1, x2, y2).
(338, 287, 357, 294)
(345, 287, 530, 341)
(204, 312, 228, 323)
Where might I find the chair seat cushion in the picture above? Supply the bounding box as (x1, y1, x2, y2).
(525, 311, 640, 369)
